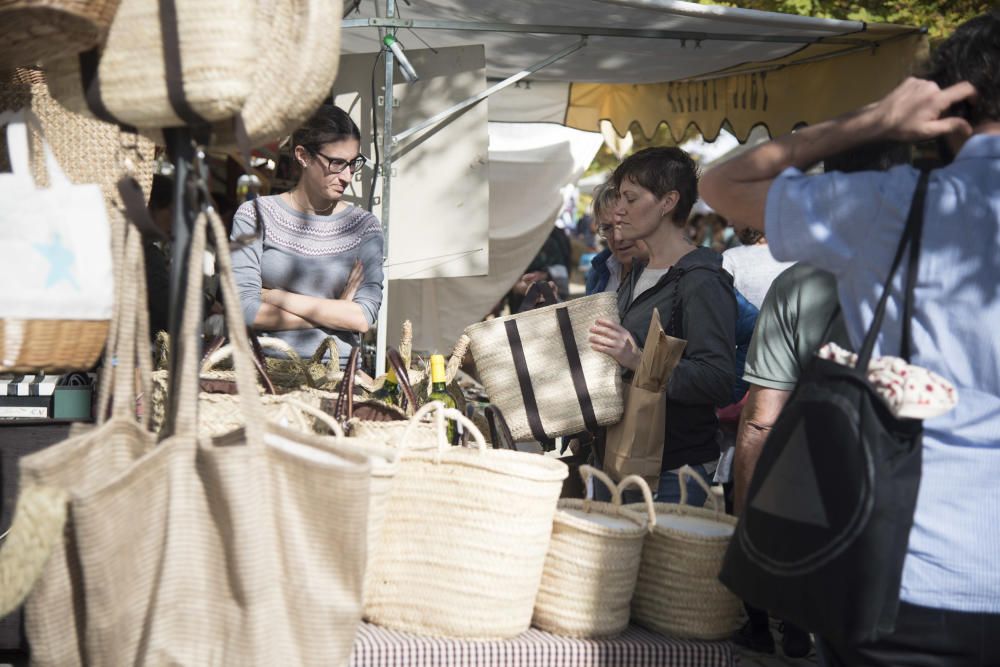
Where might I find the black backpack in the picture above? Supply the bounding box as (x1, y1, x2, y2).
(719, 171, 930, 645)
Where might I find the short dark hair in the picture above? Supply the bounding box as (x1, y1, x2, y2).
(612, 147, 699, 227)
(591, 181, 618, 220)
(291, 104, 362, 152)
(923, 11, 1000, 125)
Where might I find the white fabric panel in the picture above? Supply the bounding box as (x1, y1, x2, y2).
(387, 123, 604, 354)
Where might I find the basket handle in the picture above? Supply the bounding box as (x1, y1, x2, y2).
(399, 320, 413, 370)
(399, 401, 487, 455)
(201, 336, 311, 390)
(387, 348, 419, 414)
(617, 474, 657, 533)
(580, 464, 621, 509)
(678, 465, 721, 516)
(282, 399, 346, 438)
(445, 334, 471, 384)
(307, 337, 341, 384)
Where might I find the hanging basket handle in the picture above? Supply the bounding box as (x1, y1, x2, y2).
(678, 465, 721, 516)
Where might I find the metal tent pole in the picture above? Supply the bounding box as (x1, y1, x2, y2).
(374, 0, 396, 377)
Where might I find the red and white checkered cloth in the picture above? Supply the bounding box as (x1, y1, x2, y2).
(351, 623, 736, 666)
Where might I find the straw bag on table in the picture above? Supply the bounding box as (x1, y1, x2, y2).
(626, 466, 741, 640)
(0, 109, 112, 372)
(67, 204, 371, 665)
(465, 282, 624, 443)
(532, 466, 655, 638)
(364, 401, 568, 639)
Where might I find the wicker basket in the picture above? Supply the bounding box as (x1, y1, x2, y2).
(0, 0, 120, 69)
(465, 290, 624, 442)
(363, 402, 568, 639)
(627, 466, 742, 640)
(532, 466, 654, 638)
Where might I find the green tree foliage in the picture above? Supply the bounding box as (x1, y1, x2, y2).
(702, 1, 993, 46)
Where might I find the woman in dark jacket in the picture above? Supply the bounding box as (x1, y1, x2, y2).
(589, 147, 736, 506)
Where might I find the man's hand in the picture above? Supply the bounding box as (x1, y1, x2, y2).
(589, 318, 642, 371)
(873, 77, 977, 143)
(339, 259, 364, 302)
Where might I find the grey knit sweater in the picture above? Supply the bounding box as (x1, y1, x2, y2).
(230, 195, 384, 365)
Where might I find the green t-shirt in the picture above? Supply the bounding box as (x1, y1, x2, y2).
(743, 263, 849, 391)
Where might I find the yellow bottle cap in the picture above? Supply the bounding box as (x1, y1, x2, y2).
(430, 354, 447, 383)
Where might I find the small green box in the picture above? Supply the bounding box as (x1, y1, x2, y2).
(52, 385, 94, 421)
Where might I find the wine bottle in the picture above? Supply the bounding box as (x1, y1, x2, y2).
(374, 364, 400, 407)
(427, 354, 459, 445)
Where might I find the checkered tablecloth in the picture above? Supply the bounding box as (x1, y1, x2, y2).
(350, 623, 735, 666)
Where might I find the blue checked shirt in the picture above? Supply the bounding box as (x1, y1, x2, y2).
(765, 134, 1000, 613)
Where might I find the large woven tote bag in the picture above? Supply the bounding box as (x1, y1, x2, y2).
(364, 401, 568, 639)
(466, 283, 624, 443)
(19, 216, 157, 667)
(69, 206, 371, 666)
(0, 0, 119, 69)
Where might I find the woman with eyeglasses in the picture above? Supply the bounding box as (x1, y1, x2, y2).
(584, 181, 648, 296)
(230, 104, 382, 367)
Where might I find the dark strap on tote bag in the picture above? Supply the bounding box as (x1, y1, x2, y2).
(720, 171, 930, 646)
(504, 281, 599, 445)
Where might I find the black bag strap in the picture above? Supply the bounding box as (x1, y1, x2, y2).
(857, 171, 930, 369)
(484, 404, 517, 450)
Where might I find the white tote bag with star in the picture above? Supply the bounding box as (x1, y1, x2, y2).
(0, 109, 113, 372)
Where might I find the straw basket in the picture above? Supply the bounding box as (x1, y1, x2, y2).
(627, 466, 741, 640)
(0, 0, 119, 69)
(364, 402, 568, 639)
(532, 466, 655, 638)
(465, 289, 624, 442)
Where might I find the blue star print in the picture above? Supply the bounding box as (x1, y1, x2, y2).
(33, 232, 79, 290)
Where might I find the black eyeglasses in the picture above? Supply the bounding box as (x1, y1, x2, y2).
(309, 149, 367, 174)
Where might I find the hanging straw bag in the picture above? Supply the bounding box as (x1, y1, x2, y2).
(17, 216, 157, 667)
(626, 466, 741, 640)
(68, 205, 372, 665)
(0, 0, 119, 69)
(364, 401, 568, 639)
(466, 283, 624, 443)
(45, 0, 257, 130)
(0, 108, 112, 372)
(532, 466, 655, 638)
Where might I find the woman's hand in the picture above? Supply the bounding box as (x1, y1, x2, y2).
(589, 319, 642, 371)
(339, 259, 364, 302)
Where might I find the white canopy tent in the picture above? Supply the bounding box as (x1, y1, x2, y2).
(338, 0, 924, 365)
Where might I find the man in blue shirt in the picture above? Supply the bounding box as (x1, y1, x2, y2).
(701, 12, 1000, 665)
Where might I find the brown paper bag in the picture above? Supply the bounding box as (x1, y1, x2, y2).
(603, 309, 686, 486)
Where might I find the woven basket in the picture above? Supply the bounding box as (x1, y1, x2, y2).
(532, 466, 654, 638)
(465, 290, 624, 442)
(211, 0, 341, 149)
(627, 466, 741, 640)
(364, 402, 568, 639)
(45, 0, 255, 129)
(0, 0, 119, 69)
(0, 67, 153, 372)
(346, 417, 439, 453)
